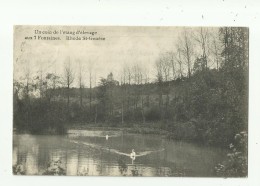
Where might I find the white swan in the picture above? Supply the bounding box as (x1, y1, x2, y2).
(130, 149, 136, 160)
(105, 134, 118, 140)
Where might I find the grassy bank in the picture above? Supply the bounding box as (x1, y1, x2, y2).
(68, 122, 170, 135)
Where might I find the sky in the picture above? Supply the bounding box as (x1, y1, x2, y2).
(13, 26, 218, 87)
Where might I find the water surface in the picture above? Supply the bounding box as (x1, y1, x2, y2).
(13, 130, 227, 176)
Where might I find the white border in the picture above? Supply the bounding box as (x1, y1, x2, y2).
(0, 0, 260, 186)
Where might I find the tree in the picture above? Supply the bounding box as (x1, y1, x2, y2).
(45, 73, 61, 103)
(211, 32, 222, 70)
(219, 27, 249, 134)
(97, 73, 118, 122)
(175, 44, 184, 78)
(155, 58, 163, 108)
(193, 27, 210, 70)
(64, 57, 75, 111)
(168, 51, 177, 80)
(120, 73, 125, 125)
(144, 69, 150, 107)
(180, 29, 194, 78)
(37, 66, 44, 99)
(219, 27, 249, 70)
(77, 60, 84, 108)
(193, 56, 207, 73)
(125, 65, 132, 112)
(87, 61, 95, 116)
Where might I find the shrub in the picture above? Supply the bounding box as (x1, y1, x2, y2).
(215, 131, 248, 177)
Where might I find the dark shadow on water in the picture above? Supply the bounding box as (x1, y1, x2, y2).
(118, 157, 128, 176)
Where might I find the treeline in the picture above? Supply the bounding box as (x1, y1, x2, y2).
(14, 27, 248, 147)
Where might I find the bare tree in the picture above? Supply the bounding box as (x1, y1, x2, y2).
(94, 72, 98, 124)
(126, 65, 132, 85)
(77, 60, 84, 108)
(89, 71, 92, 112)
(24, 66, 31, 99)
(180, 29, 194, 78)
(175, 44, 184, 78)
(132, 64, 142, 117)
(22, 63, 32, 128)
(140, 69, 147, 124)
(155, 58, 163, 110)
(36, 64, 44, 99)
(161, 53, 171, 82)
(211, 33, 221, 70)
(125, 65, 132, 112)
(87, 61, 94, 115)
(167, 51, 176, 80)
(193, 27, 211, 70)
(143, 68, 150, 107)
(120, 71, 125, 125)
(158, 52, 172, 118)
(64, 57, 75, 110)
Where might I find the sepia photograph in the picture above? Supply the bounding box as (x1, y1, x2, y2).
(13, 25, 248, 177)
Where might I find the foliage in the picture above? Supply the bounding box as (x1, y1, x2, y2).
(13, 164, 26, 175)
(215, 131, 248, 177)
(14, 97, 67, 134)
(43, 159, 66, 176)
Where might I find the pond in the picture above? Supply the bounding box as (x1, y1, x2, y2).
(13, 130, 227, 176)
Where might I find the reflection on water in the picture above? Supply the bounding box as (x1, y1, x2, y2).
(13, 130, 227, 176)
